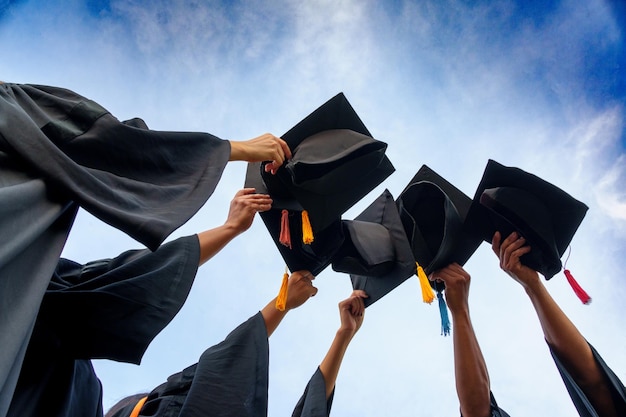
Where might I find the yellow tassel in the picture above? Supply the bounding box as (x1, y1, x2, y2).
(275, 266, 289, 311)
(417, 262, 435, 304)
(301, 210, 314, 244)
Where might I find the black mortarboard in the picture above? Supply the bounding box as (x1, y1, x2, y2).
(245, 93, 395, 276)
(467, 159, 589, 280)
(331, 189, 415, 307)
(396, 165, 483, 277)
(395, 165, 483, 335)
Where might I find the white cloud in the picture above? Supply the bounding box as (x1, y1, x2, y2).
(2, 0, 625, 415)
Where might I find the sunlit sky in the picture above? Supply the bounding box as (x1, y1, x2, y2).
(2, 0, 625, 415)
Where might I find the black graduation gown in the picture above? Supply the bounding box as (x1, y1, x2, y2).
(291, 368, 334, 417)
(550, 342, 626, 416)
(487, 392, 510, 417)
(7, 235, 201, 417)
(109, 314, 333, 417)
(0, 83, 230, 416)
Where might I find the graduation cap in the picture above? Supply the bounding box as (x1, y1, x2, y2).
(244, 93, 395, 308)
(331, 189, 415, 307)
(396, 165, 484, 335)
(467, 159, 591, 303)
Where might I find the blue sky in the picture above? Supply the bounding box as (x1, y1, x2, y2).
(2, 0, 625, 415)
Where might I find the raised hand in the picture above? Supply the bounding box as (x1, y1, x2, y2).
(224, 188, 272, 235)
(229, 133, 292, 174)
(285, 271, 318, 311)
(491, 231, 540, 288)
(337, 290, 367, 337)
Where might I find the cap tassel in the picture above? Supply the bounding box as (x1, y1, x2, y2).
(279, 209, 292, 249)
(275, 266, 289, 311)
(564, 269, 592, 305)
(437, 290, 451, 336)
(301, 210, 314, 244)
(416, 262, 435, 304)
(562, 246, 591, 305)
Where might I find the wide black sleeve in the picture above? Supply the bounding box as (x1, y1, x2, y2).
(550, 341, 626, 417)
(107, 312, 270, 417)
(291, 367, 334, 417)
(35, 235, 201, 364)
(1, 83, 231, 251)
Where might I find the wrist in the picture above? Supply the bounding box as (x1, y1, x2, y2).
(222, 221, 245, 237)
(449, 306, 470, 322)
(523, 276, 545, 298)
(336, 327, 356, 341)
(229, 141, 247, 161)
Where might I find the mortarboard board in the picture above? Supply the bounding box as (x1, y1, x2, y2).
(331, 189, 416, 307)
(244, 92, 395, 276)
(396, 165, 483, 276)
(396, 165, 484, 335)
(466, 159, 590, 302)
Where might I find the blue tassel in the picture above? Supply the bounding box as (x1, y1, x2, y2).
(437, 290, 451, 336)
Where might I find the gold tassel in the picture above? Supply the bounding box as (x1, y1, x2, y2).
(275, 266, 289, 311)
(417, 262, 435, 304)
(301, 210, 314, 244)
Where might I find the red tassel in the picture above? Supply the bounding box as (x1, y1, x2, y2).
(564, 269, 591, 305)
(279, 209, 292, 249)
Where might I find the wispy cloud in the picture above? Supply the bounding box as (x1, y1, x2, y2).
(2, 0, 624, 415)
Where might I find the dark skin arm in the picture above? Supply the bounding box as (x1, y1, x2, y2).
(492, 231, 621, 417)
(430, 264, 491, 417)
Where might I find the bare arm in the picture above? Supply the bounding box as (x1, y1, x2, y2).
(318, 291, 367, 400)
(493, 231, 621, 417)
(229, 133, 292, 174)
(260, 271, 317, 337)
(197, 188, 271, 266)
(431, 264, 491, 417)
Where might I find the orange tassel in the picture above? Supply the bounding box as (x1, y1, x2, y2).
(564, 269, 592, 305)
(301, 210, 314, 244)
(416, 262, 435, 304)
(275, 266, 289, 311)
(129, 396, 148, 417)
(279, 209, 292, 249)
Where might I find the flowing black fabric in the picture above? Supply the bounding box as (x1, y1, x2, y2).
(291, 367, 334, 417)
(0, 82, 230, 417)
(109, 314, 332, 417)
(121, 312, 271, 417)
(550, 342, 626, 416)
(7, 235, 200, 417)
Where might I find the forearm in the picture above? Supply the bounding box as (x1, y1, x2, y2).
(524, 279, 594, 373)
(196, 224, 241, 266)
(524, 280, 620, 415)
(319, 329, 353, 400)
(452, 310, 491, 417)
(260, 298, 288, 337)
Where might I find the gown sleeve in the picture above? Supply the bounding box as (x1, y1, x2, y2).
(1, 83, 231, 251)
(35, 235, 201, 364)
(291, 368, 334, 417)
(7, 236, 201, 417)
(459, 392, 510, 417)
(550, 341, 626, 417)
(107, 312, 270, 417)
